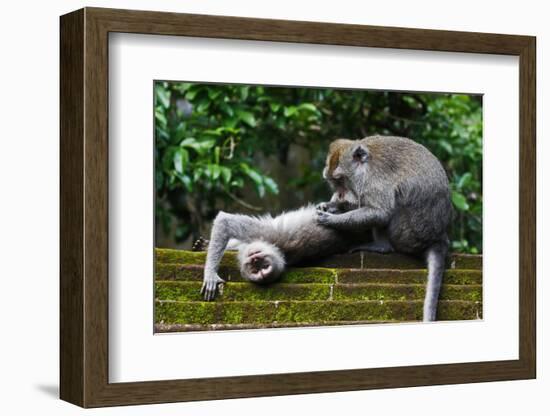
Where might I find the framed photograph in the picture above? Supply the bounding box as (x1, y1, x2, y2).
(60, 7, 536, 408)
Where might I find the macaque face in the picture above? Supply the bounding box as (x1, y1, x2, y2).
(239, 241, 285, 284)
(323, 145, 364, 205)
(330, 143, 370, 200)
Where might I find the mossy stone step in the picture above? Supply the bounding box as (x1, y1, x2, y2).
(156, 263, 336, 283)
(155, 263, 481, 285)
(155, 299, 482, 325)
(337, 269, 481, 285)
(313, 252, 482, 270)
(156, 281, 482, 302)
(155, 248, 482, 270)
(155, 321, 401, 332)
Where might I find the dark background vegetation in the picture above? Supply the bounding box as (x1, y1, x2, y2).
(154, 81, 482, 253)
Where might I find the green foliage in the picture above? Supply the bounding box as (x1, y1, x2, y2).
(155, 81, 482, 253)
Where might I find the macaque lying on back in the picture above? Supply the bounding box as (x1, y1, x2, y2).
(200, 204, 362, 301)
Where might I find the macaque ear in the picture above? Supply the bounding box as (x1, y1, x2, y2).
(352, 145, 368, 163)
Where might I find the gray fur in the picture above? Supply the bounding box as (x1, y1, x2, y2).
(201, 205, 362, 301)
(318, 135, 452, 322)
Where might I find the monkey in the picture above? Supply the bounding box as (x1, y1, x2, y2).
(200, 205, 364, 301)
(316, 135, 452, 322)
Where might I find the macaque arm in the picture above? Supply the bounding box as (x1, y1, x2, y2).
(316, 206, 390, 231)
(317, 193, 356, 214)
(201, 212, 264, 301)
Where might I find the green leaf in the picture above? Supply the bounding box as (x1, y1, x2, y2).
(180, 137, 197, 147)
(241, 166, 259, 184)
(155, 87, 171, 109)
(240, 86, 249, 101)
(178, 174, 193, 192)
(173, 148, 188, 174)
(193, 168, 203, 182)
(242, 167, 265, 197)
(181, 138, 215, 156)
(174, 122, 187, 142)
(439, 140, 453, 155)
(155, 170, 163, 189)
(196, 99, 211, 112)
(230, 177, 244, 188)
(284, 106, 298, 117)
(162, 146, 178, 172)
(451, 191, 470, 211)
(457, 172, 473, 189)
(235, 110, 256, 127)
(207, 88, 222, 100)
(298, 103, 318, 113)
(185, 87, 200, 100)
(220, 166, 232, 184)
(154, 108, 167, 126)
(269, 102, 281, 112)
(263, 177, 279, 195)
(219, 102, 234, 117)
(208, 164, 221, 181)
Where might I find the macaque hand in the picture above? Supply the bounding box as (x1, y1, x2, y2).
(315, 209, 336, 226)
(200, 273, 225, 301)
(316, 201, 343, 214)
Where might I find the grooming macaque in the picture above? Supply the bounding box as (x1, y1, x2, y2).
(200, 205, 362, 301)
(316, 136, 452, 321)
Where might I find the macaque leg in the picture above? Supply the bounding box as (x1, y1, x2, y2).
(350, 227, 394, 254)
(201, 212, 265, 301)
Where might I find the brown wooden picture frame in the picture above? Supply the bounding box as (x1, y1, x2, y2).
(60, 7, 536, 408)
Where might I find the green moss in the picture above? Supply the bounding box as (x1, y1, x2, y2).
(154, 263, 338, 284)
(332, 283, 481, 301)
(155, 248, 239, 268)
(155, 263, 203, 280)
(450, 254, 482, 270)
(155, 299, 482, 325)
(337, 269, 482, 285)
(441, 284, 482, 302)
(438, 300, 482, 320)
(155, 281, 332, 302)
(280, 268, 336, 283)
(157, 280, 480, 303)
(315, 252, 425, 269)
(155, 248, 481, 272)
(155, 300, 218, 325)
(154, 263, 243, 282)
(443, 269, 482, 284)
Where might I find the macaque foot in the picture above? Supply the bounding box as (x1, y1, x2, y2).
(192, 236, 209, 252)
(200, 273, 225, 301)
(350, 241, 394, 254)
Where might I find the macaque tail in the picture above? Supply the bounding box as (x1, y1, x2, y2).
(423, 241, 448, 322)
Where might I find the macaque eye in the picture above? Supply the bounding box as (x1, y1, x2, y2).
(353, 146, 368, 163)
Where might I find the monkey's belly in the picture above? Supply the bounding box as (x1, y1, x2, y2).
(281, 225, 361, 265)
(387, 214, 448, 254)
